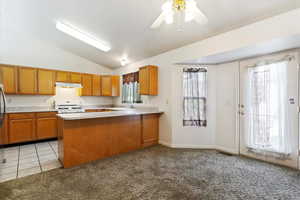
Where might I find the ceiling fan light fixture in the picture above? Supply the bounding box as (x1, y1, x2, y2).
(151, 0, 208, 29)
(120, 57, 129, 66)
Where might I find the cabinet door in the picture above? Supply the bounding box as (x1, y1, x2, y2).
(9, 118, 35, 144)
(139, 66, 158, 95)
(0, 65, 17, 94)
(70, 73, 81, 83)
(36, 117, 57, 140)
(18, 67, 37, 94)
(142, 114, 159, 147)
(139, 67, 149, 95)
(92, 75, 101, 96)
(81, 74, 93, 96)
(38, 69, 55, 95)
(111, 76, 120, 97)
(56, 71, 70, 82)
(0, 115, 8, 145)
(101, 75, 112, 96)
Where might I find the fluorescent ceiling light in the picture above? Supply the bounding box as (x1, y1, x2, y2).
(56, 21, 111, 52)
(120, 58, 129, 66)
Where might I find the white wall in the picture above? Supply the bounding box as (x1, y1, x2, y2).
(113, 8, 300, 148)
(215, 62, 239, 154)
(0, 24, 113, 107)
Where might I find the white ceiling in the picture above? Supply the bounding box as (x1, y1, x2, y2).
(2, 0, 300, 68)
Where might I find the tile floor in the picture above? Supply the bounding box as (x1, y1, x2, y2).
(0, 140, 61, 183)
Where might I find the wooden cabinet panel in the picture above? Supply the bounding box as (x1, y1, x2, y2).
(142, 114, 159, 147)
(0, 115, 8, 145)
(18, 67, 37, 94)
(0, 65, 17, 94)
(139, 65, 158, 95)
(38, 69, 55, 95)
(101, 75, 112, 96)
(111, 76, 120, 97)
(9, 113, 35, 120)
(110, 116, 141, 155)
(36, 117, 57, 140)
(70, 73, 81, 83)
(56, 71, 70, 82)
(36, 112, 57, 118)
(92, 75, 101, 96)
(81, 74, 93, 96)
(9, 118, 35, 144)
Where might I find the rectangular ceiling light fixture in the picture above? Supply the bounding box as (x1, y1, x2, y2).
(56, 21, 111, 52)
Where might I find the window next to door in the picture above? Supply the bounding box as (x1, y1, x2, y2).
(183, 67, 207, 127)
(122, 72, 142, 104)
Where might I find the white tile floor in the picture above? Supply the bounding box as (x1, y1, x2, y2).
(0, 140, 61, 183)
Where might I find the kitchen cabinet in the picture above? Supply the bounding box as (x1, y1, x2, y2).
(92, 75, 101, 96)
(0, 64, 17, 94)
(36, 112, 57, 140)
(0, 115, 8, 145)
(142, 114, 159, 147)
(139, 65, 158, 95)
(81, 74, 93, 96)
(101, 75, 112, 96)
(18, 67, 38, 94)
(8, 113, 36, 144)
(7, 112, 58, 144)
(56, 71, 70, 82)
(111, 76, 120, 97)
(101, 75, 120, 97)
(38, 69, 55, 95)
(70, 72, 81, 83)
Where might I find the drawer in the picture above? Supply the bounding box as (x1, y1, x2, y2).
(9, 113, 35, 120)
(85, 109, 100, 112)
(36, 112, 57, 118)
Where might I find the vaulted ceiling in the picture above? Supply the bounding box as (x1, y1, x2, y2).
(2, 0, 300, 68)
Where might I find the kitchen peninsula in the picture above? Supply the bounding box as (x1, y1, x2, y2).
(57, 109, 163, 168)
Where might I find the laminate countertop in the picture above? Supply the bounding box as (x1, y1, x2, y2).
(57, 108, 163, 120)
(5, 105, 113, 113)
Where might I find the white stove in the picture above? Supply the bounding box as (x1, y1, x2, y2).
(55, 100, 85, 114)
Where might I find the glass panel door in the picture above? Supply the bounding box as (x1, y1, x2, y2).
(239, 53, 299, 168)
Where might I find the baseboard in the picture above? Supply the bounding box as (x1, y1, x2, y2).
(169, 144, 216, 149)
(158, 140, 172, 147)
(215, 146, 239, 155)
(159, 141, 239, 153)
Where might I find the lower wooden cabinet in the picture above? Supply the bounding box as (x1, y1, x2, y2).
(0, 115, 8, 145)
(36, 112, 57, 140)
(7, 112, 57, 144)
(9, 118, 36, 144)
(142, 114, 159, 147)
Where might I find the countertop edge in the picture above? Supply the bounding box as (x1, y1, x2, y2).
(57, 111, 164, 120)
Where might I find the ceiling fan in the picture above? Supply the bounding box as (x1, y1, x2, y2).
(151, 0, 208, 29)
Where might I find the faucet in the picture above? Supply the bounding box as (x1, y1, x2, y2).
(130, 104, 134, 109)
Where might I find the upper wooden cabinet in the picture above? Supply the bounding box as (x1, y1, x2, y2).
(101, 75, 112, 96)
(70, 72, 81, 83)
(81, 74, 93, 96)
(0, 64, 17, 94)
(56, 71, 70, 82)
(92, 75, 101, 96)
(38, 69, 55, 95)
(111, 76, 120, 97)
(139, 65, 158, 95)
(101, 75, 120, 97)
(18, 67, 37, 94)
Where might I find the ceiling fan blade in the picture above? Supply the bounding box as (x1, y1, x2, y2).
(151, 0, 173, 29)
(193, 8, 208, 25)
(151, 13, 166, 29)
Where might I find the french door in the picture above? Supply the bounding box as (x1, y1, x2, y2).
(239, 52, 299, 168)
